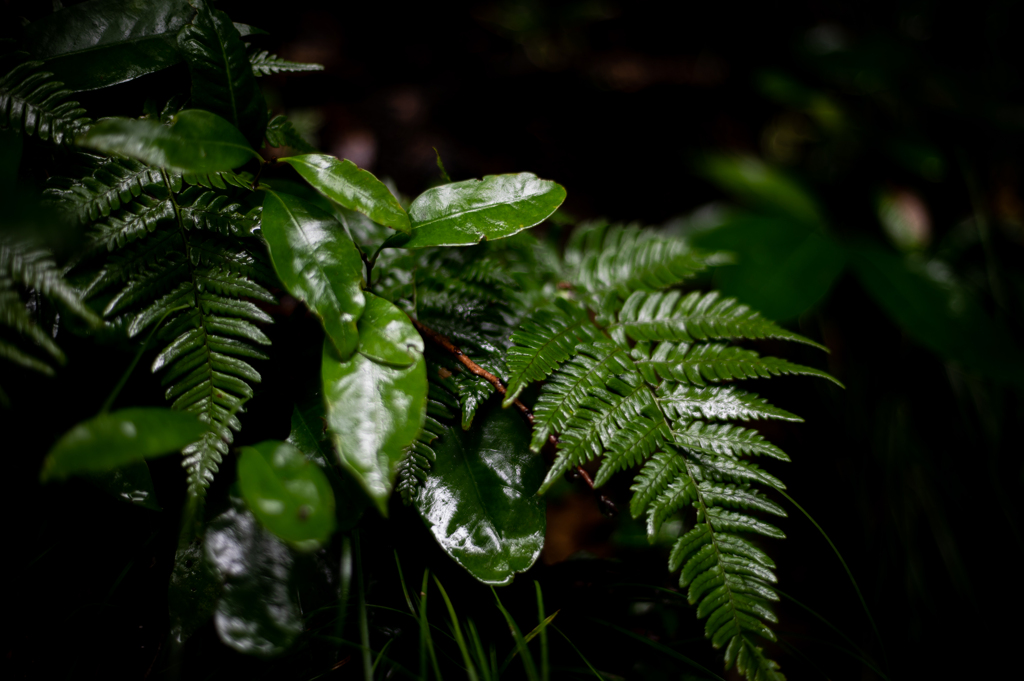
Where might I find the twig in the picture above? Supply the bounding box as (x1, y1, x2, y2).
(411, 317, 609, 506)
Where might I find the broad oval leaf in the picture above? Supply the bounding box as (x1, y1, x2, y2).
(237, 440, 336, 546)
(78, 109, 260, 173)
(357, 292, 424, 366)
(91, 461, 162, 510)
(262, 189, 366, 358)
(321, 298, 427, 515)
(205, 495, 302, 656)
(281, 154, 411, 233)
(23, 0, 194, 91)
(404, 172, 566, 248)
(416, 398, 546, 586)
(40, 407, 208, 481)
(691, 213, 846, 322)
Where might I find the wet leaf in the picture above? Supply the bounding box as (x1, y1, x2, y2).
(322, 297, 427, 516)
(261, 189, 366, 359)
(205, 495, 303, 656)
(281, 154, 411, 233)
(356, 292, 422, 366)
(90, 461, 162, 510)
(78, 109, 259, 173)
(237, 440, 336, 547)
(41, 407, 207, 481)
(23, 0, 194, 91)
(169, 497, 220, 644)
(416, 398, 546, 586)
(404, 173, 566, 248)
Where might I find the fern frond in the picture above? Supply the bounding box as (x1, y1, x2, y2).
(564, 222, 711, 295)
(673, 421, 790, 461)
(635, 341, 840, 387)
(0, 53, 89, 145)
(1, 239, 99, 324)
(529, 341, 633, 452)
(265, 114, 317, 153)
(659, 384, 802, 422)
(397, 415, 444, 505)
(504, 298, 602, 406)
(45, 155, 164, 223)
(181, 169, 255, 190)
(616, 290, 824, 349)
(248, 49, 324, 77)
(89, 193, 176, 251)
(542, 375, 654, 490)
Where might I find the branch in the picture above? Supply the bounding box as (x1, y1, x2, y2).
(411, 316, 613, 511)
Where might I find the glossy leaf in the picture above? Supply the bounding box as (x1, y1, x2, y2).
(281, 154, 410, 233)
(357, 292, 423, 366)
(321, 299, 427, 515)
(177, 0, 267, 146)
(404, 173, 566, 248)
(848, 240, 1024, 383)
(237, 440, 336, 546)
(40, 407, 207, 481)
(416, 398, 546, 586)
(168, 497, 221, 644)
(78, 109, 260, 173)
(205, 495, 303, 656)
(261, 189, 366, 359)
(23, 0, 194, 91)
(691, 214, 845, 322)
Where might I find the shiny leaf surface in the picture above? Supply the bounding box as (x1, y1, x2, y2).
(404, 173, 566, 248)
(205, 495, 303, 656)
(23, 0, 194, 91)
(356, 292, 423, 366)
(41, 407, 207, 481)
(691, 214, 845, 322)
(237, 440, 336, 546)
(321, 300, 427, 515)
(416, 398, 545, 585)
(78, 109, 259, 173)
(261, 189, 366, 358)
(177, 0, 267, 145)
(281, 154, 410, 233)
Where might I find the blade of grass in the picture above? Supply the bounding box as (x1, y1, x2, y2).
(394, 550, 419, 617)
(778, 489, 888, 673)
(466, 619, 495, 681)
(420, 570, 444, 681)
(434, 576, 479, 681)
(501, 612, 558, 670)
(536, 583, 549, 681)
(593, 619, 724, 681)
(551, 624, 605, 680)
(491, 587, 539, 681)
(372, 638, 394, 676)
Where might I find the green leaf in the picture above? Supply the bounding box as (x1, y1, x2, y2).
(281, 154, 411, 233)
(404, 173, 566, 248)
(177, 0, 267, 146)
(248, 50, 324, 77)
(40, 407, 208, 481)
(78, 109, 260, 173)
(848, 240, 1024, 384)
(90, 461, 162, 510)
(23, 0, 194, 91)
(699, 154, 823, 227)
(357, 292, 424, 366)
(322, 298, 428, 515)
(416, 398, 546, 585)
(691, 214, 845, 322)
(261, 189, 366, 358)
(237, 440, 336, 547)
(205, 495, 303, 656)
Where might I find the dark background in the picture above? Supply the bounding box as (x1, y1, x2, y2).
(4, 0, 1023, 679)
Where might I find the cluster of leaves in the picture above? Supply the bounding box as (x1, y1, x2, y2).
(1, 1, 838, 678)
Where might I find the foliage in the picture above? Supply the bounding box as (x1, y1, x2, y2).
(0, 2, 866, 679)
